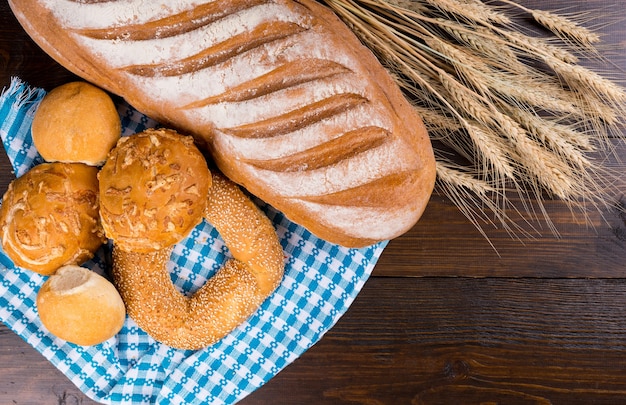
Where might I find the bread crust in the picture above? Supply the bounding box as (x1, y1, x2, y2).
(37, 265, 126, 346)
(32, 81, 121, 166)
(98, 128, 211, 252)
(0, 162, 105, 275)
(9, 0, 437, 247)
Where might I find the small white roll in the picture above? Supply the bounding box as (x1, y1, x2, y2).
(36, 265, 126, 346)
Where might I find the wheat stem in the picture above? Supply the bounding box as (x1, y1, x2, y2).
(435, 160, 495, 196)
(498, 0, 601, 47)
(547, 58, 626, 105)
(422, 0, 511, 25)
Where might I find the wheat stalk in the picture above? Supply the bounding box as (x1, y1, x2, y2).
(321, 0, 626, 239)
(423, 0, 511, 25)
(547, 58, 626, 106)
(498, 0, 601, 48)
(509, 107, 594, 170)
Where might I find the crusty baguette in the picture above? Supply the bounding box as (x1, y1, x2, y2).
(9, 0, 436, 247)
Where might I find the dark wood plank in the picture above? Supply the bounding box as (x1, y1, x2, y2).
(0, 6, 79, 90)
(377, 176, 626, 278)
(244, 277, 626, 404)
(0, 325, 98, 404)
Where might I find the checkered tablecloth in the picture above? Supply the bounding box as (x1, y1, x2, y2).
(0, 77, 387, 404)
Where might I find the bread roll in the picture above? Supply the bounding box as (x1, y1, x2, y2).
(9, 0, 437, 247)
(0, 162, 105, 275)
(32, 81, 121, 166)
(37, 265, 126, 346)
(98, 128, 211, 252)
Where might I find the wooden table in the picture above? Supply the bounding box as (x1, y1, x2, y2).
(2, 0, 626, 403)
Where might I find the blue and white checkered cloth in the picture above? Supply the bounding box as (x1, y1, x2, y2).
(0, 77, 387, 404)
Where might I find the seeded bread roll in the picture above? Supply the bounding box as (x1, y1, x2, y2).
(31, 81, 121, 166)
(0, 162, 105, 275)
(37, 265, 126, 346)
(98, 128, 211, 252)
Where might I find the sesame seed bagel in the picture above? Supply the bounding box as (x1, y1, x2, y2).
(111, 173, 285, 349)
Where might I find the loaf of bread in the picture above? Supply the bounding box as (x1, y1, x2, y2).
(9, 0, 436, 247)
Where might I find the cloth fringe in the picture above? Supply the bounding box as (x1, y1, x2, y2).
(0, 76, 46, 108)
(0, 77, 46, 177)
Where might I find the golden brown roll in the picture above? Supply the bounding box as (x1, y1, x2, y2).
(31, 81, 121, 166)
(0, 162, 105, 275)
(37, 265, 126, 346)
(98, 128, 211, 252)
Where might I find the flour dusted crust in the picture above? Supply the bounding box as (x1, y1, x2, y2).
(0, 162, 105, 275)
(9, 0, 437, 247)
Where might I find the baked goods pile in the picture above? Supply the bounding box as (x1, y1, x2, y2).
(0, 82, 285, 349)
(0, 81, 125, 346)
(0, 81, 121, 277)
(4, 0, 438, 349)
(101, 128, 285, 349)
(8, 0, 437, 248)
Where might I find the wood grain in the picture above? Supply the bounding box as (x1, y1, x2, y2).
(1, 0, 626, 404)
(0, 327, 94, 404)
(250, 277, 626, 405)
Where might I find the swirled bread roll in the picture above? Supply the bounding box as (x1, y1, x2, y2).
(0, 162, 105, 275)
(9, 0, 437, 247)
